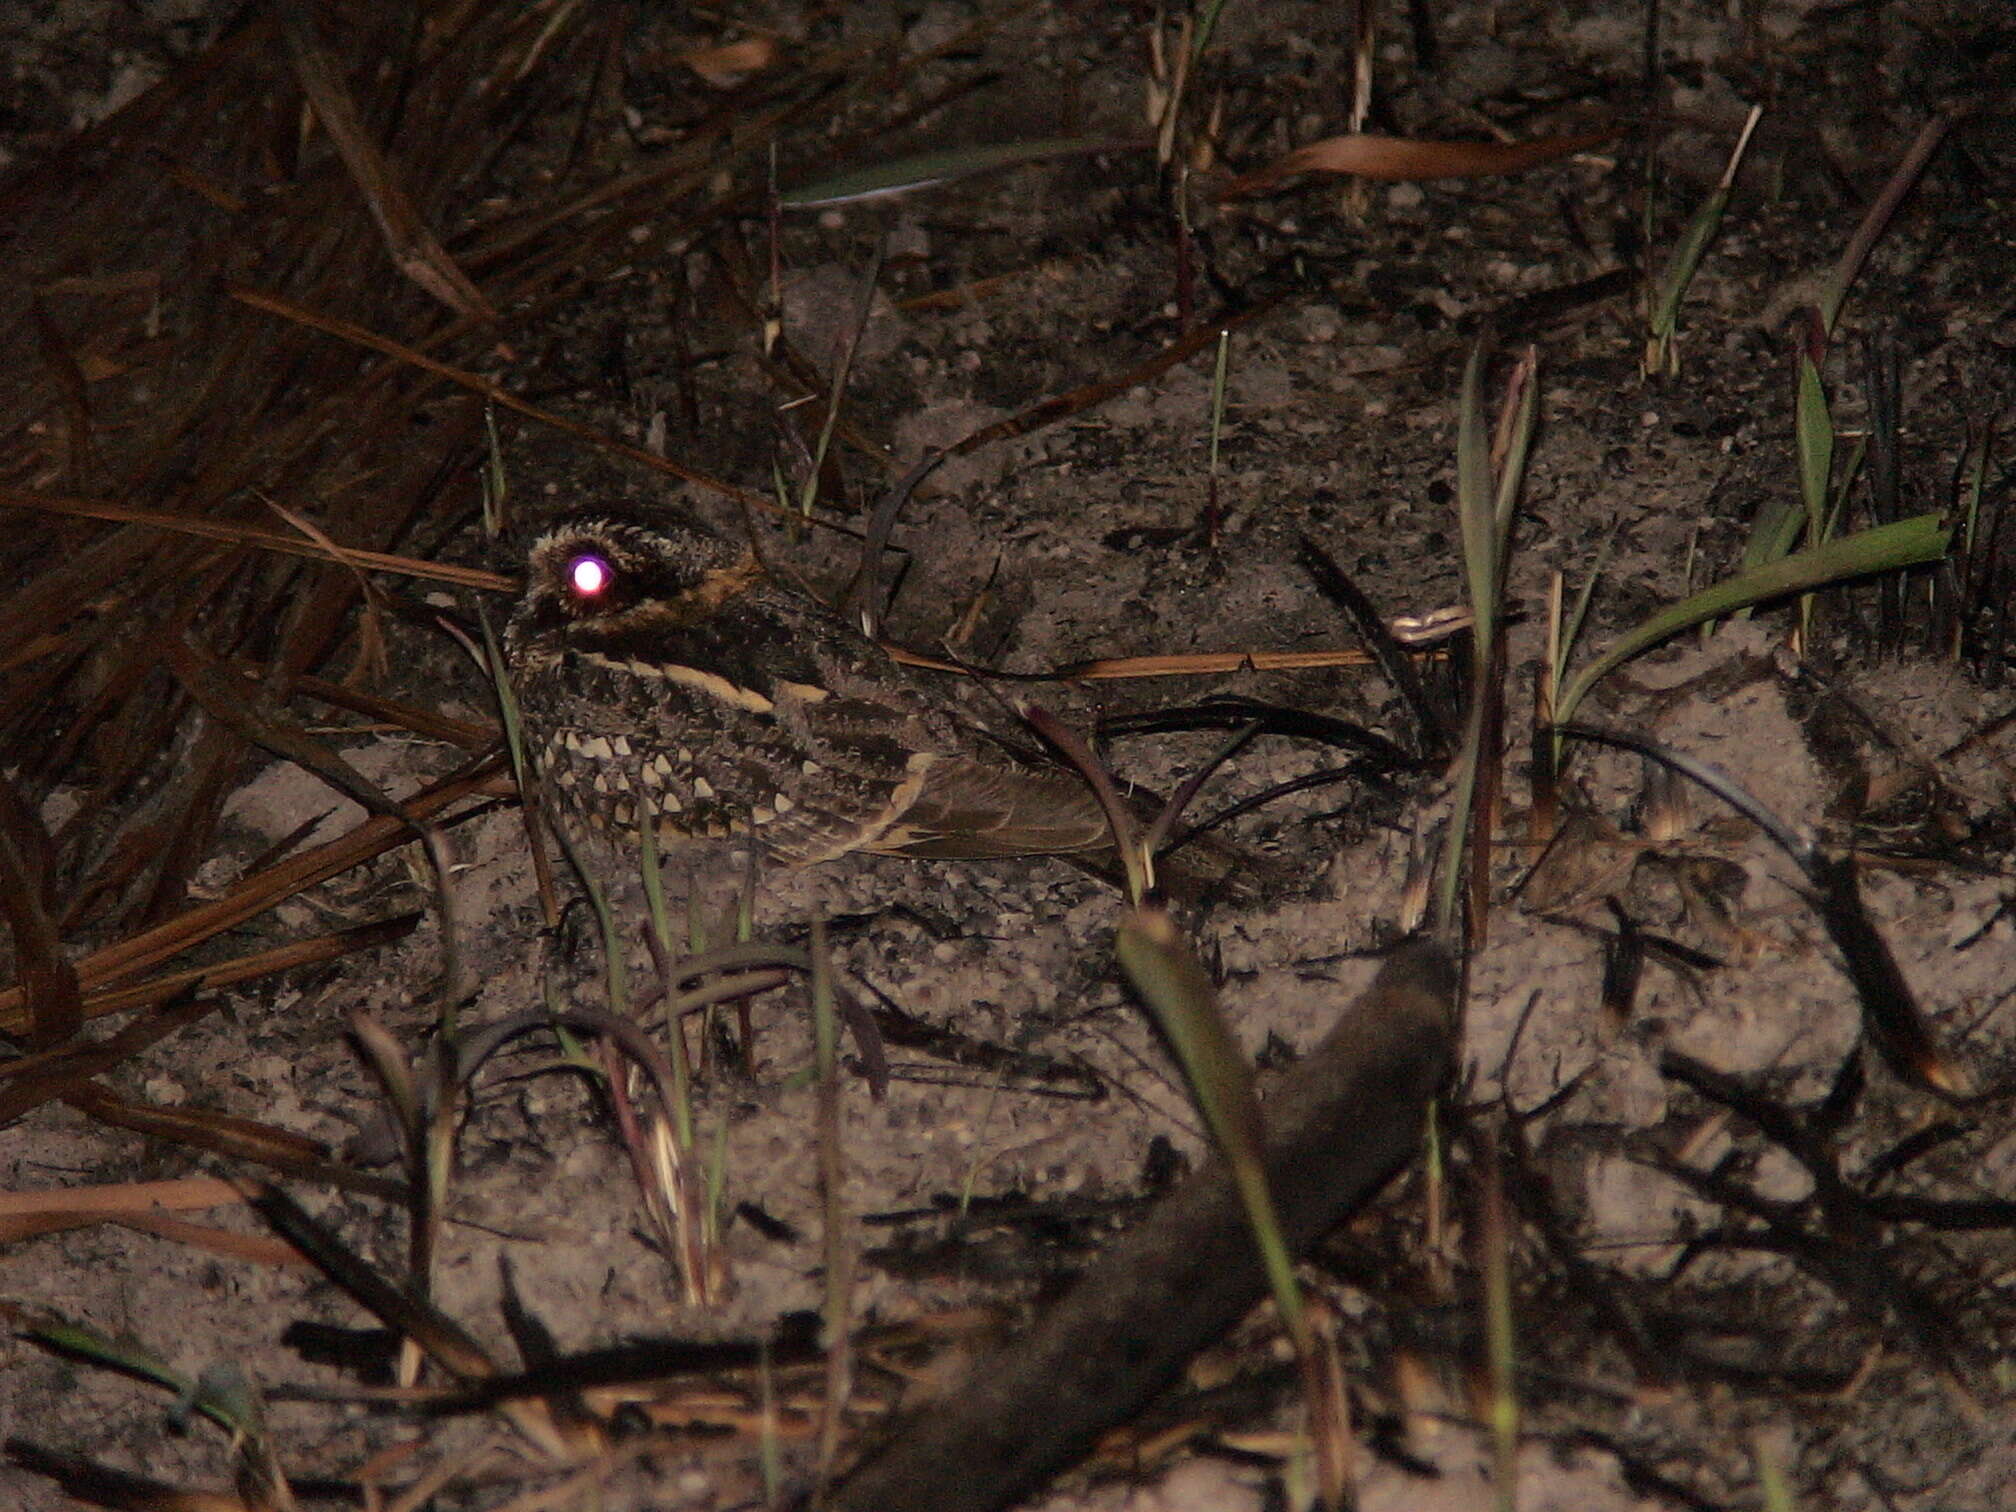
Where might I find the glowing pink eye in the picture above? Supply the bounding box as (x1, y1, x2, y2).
(566, 553, 612, 597)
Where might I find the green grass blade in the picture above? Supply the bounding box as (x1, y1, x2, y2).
(1492, 356, 1539, 540)
(636, 801, 695, 1153)
(1454, 342, 1497, 658)
(1556, 513, 1951, 728)
(1822, 434, 1869, 542)
(1647, 183, 1731, 345)
(1437, 340, 1530, 939)
(1795, 353, 1834, 539)
(1559, 529, 1615, 683)
(1644, 106, 1760, 374)
(1738, 492, 1806, 580)
(31, 1320, 268, 1444)
(34, 1320, 194, 1398)
(1191, 0, 1235, 59)
(1116, 905, 1303, 1340)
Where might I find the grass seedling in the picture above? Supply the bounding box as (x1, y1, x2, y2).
(1644, 106, 1761, 377)
(637, 913, 832, 1304)
(1435, 340, 1538, 948)
(758, 1338, 784, 1506)
(479, 604, 733, 1306)
(24, 1317, 295, 1509)
(571, 849, 631, 1016)
(1423, 1096, 1450, 1293)
(475, 615, 743, 1304)
(1149, 5, 1238, 320)
(479, 603, 562, 914)
(1479, 1135, 1518, 1512)
(1534, 531, 1615, 848)
(637, 803, 695, 1152)
(1115, 905, 1351, 1505)
(1191, 0, 1236, 61)
(1738, 108, 1959, 588)
(1757, 1431, 1800, 1512)
(345, 1010, 460, 1386)
(1024, 699, 1347, 1500)
(1737, 344, 1867, 626)
(1552, 513, 1952, 743)
(1961, 436, 1996, 570)
(1795, 349, 1835, 547)
(627, 803, 720, 1305)
(810, 919, 855, 1492)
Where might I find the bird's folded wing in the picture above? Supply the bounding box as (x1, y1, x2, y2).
(866, 756, 1111, 859)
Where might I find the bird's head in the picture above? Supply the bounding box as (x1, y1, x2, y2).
(507, 512, 763, 656)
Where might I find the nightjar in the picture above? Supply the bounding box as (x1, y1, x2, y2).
(503, 512, 1111, 867)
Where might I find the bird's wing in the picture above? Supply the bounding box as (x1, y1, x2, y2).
(865, 754, 1111, 858)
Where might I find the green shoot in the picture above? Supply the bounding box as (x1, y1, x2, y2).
(1735, 110, 1958, 601)
(811, 920, 853, 1485)
(770, 454, 793, 520)
(577, 854, 629, 1015)
(634, 795, 723, 1303)
(1645, 106, 1761, 377)
(32, 1320, 249, 1437)
(1482, 1138, 1519, 1512)
(1151, 12, 1195, 167)
(1795, 353, 1834, 543)
(29, 1319, 293, 1503)
(1210, 330, 1231, 455)
(1423, 1096, 1449, 1292)
(1756, 1432, 1799, 1512)
(1115, 907, 1303, 1346)
(1736, 353, 1861, 599)
(1554, 513, 1952, 734)
(1546, 529, 1615, 723)
(636, 798, 694, 1152)
(758, 1338, 783, 1504)
(706, 1120, 731, 1253)
(1115, 902, 1358, 1506)
(1191, 0, 1235, 61)
(1435, 341, 1537, 942)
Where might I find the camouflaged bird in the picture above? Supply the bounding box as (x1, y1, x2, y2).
(503, 512, 1112, 865)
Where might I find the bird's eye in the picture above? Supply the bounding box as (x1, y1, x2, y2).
(565, 552, 614, 599)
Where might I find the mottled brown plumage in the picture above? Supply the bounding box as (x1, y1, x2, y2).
(503, 512, 1110, 865)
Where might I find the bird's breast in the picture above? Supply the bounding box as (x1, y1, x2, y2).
(530, 646, 782, 838)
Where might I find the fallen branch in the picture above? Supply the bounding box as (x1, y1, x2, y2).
(831, 938, 1457, 1512)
